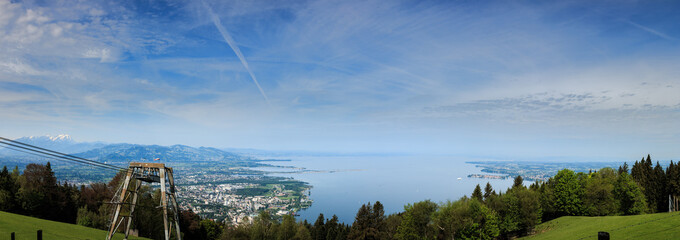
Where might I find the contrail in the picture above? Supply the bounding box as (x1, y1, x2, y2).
(625, 20, 676, 41)
(202, 1, 270, 104)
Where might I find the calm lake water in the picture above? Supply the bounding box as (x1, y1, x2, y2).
(255, 155, 514, 223)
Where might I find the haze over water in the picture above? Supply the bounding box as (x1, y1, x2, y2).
(256, 156, 514, 223)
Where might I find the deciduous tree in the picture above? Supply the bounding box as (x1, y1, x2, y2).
(615, 172, 647, 215)
(433, 197, 499, 240)
(552, 169, 582, 216)
(583, 168, 618, 216)
(395, 200, 437, 240)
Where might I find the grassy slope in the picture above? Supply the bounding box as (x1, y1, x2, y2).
(523, 212, 680, 240)
(0, 211, 149, 240)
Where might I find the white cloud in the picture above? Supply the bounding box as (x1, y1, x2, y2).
(0, 0, 679, 156)
(82, 48, 122, 62)
(0, 0, 177, 64)
(89, 8, 105, 17)
(16, 9, 49, 25)
(471, 59, 680, 109)
(0, 0, 20, 29)
(0, 59, 44, 76)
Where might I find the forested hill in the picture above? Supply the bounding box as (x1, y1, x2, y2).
(0, 139, 271, 184)
(72, 144, 247, 164)
(0, 139, 260, 167)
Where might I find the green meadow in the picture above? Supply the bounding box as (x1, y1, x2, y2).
(523, 212, 680, 240)
(0, 211, 149, 240)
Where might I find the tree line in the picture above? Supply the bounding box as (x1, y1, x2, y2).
(0, 154, 677, 239)
(0, 162, 175, 239)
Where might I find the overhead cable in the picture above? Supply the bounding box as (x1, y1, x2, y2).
(0, 137, 125, 171)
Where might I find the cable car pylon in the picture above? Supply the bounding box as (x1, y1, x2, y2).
(107, 162, 182, 240)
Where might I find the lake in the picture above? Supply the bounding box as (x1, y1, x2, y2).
(255, 155, 515, 223)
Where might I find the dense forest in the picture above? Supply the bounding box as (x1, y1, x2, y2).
(0, 154, 678, 239)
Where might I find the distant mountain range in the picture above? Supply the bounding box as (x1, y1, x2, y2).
(0, 134, 250, 164)
(0, 134, 107, 155)
(75, 144, 245, 164)
(0, 135, 396, 166)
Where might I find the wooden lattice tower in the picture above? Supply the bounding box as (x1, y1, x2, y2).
(107, 162, 182, 240)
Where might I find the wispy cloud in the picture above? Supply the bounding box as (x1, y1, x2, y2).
(1, 0, 679, 157)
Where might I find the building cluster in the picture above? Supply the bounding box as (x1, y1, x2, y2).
(176, 180, 312, 224)
(467, 174, 509, 180)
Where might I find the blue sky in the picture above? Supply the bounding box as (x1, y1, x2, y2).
(1, 0, 679, 160)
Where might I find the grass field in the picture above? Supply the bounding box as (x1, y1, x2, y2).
(523, 212, 680, 239)
(0, 211, 150, 240)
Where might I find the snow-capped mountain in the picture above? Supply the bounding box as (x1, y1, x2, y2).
(0, 134, 106, 155)
(21, 134, 74, 143)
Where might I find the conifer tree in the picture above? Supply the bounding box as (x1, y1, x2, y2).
(0, 166, 19, 212)
(631, 156, 657, 212)
(20, 162, 59, 219)
(513, 175, 524, 188)
(668, 161, 680, 199)
(654, 162, 668, 212)
(642, 155, 656, 212)
(472, 184, 483, 201)
(349, 202, 387, 240)
(312, 213, 325, 240)
(293, 224, 313, 240)
(372, 201, 387, 239)
(484, 182, 494, 201)
(325, 215, 340, 240)
(529, 181, 540, 191)
(618, 162, 629, 174)
(349, 203, 372, 240)
(631, 160, 642, 181)
(251, 211, 275, 240)
(278, 214, 297, 240)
